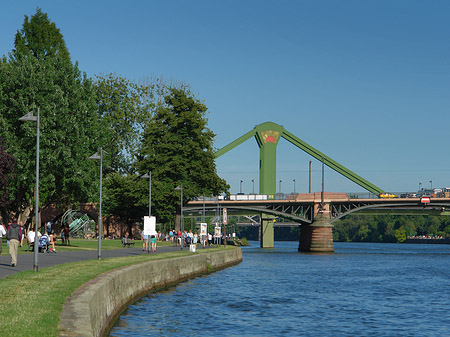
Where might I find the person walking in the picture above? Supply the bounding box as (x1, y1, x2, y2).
(0, 223, 6, 254)
(150, 234, 157, 252)
(6, 220, 23, 267)
(142, 232, 149, 252)
(64, 225, 70, 246)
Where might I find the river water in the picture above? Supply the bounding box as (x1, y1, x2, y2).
(109, 242, 450, 336)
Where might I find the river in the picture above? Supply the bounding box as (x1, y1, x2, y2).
(109, 242, 450, 336)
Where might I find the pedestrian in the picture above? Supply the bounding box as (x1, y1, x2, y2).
(26, 226, 41, 251)
(208, 233, 213, 246)
(64, 225, 70, 246)
(193, 232, 198, 245)
(142, 231, 149, 252)
(150, 234, 157, 252)
(46, 221, 52, 234)
(6, 220, 23, 267)
(61, 227, 65, 245)
(19, 221, 25, 247)
(49, 232, 57, 253)
(0, 223, 6, 254)
(201, 233, 207, 248)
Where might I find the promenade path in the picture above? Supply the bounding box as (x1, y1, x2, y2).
(0, 244, 193, 279)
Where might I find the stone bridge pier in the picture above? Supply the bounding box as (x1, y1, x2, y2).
(298, 201, 334, 253)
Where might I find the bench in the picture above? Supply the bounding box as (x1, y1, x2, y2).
(122, 237, 135, 248)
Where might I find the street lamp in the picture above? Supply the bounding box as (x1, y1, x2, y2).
(251, 179, 255, 194)
(309, 160, 312, 193)
(240, 180, 243, 194)
(89, 147, 103, 260)
(430, 180, 433, 190)
(141, 171, 151, 216)
(419, 182, 422, 191)
(19, 109, 40, 272)
(175, 184, 184, 232)
(293, 179, 296, 194)
(279, 180, 282, 194)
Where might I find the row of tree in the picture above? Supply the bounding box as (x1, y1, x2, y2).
(333, 214, 450, 243)
(231, 214, 450, 243)
(0, 8, 228, 232)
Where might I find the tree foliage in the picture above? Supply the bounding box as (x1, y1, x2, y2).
(333, 214, 450, 242)
(0, 8, 99, 221)
(13, 8, 70, 63)
(0, 139, 16, 219)
(103, 172, 147, 235)
(94, 73, 154, 173)
(136, 87, 229, 225)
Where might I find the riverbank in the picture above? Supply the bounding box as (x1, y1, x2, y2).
(0, 246, 242, 337)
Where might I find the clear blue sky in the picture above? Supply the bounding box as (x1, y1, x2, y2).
(2, 1, 450, 195)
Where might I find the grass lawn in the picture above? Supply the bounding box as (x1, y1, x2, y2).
(0, 245, 235, 337)
(0, 237, 173, 255)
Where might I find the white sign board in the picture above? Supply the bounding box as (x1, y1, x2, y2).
(214, 226, 221, 238)
(200, 223, 208, 236)
(143, 216, 157, 236)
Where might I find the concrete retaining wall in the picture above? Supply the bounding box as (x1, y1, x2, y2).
(58, 248, 242, 337)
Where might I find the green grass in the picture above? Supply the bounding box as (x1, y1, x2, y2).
(0, 246, 236, 337)
(0, 237, 173, 255)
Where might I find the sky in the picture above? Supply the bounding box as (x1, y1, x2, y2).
(1, 0, 450, 195)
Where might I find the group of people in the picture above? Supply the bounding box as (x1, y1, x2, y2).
(141, 232, 157, 252)
(167, 229, 213, 249)
(0, 219, 63, 267)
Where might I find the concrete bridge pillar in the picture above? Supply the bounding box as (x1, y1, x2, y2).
(298, 203, 334, 252)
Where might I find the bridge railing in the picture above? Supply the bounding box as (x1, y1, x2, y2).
(195, 191, 437, 202)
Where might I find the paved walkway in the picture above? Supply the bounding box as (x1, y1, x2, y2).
(0, 244, 196, 279)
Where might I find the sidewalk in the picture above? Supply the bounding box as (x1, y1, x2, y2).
(0, 244, 194, 279)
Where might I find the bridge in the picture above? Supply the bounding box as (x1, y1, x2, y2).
(188, 122, 450, 252)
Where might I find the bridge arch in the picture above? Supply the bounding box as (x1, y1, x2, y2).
(184, 204, 312, 225)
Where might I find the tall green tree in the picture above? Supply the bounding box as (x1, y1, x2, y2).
(0, 9, 99, 222)
(103, 172, 147, 236)
(94, 73, 154, 173)
(13, 8, 70, 63)
(136, 86, 229, 226)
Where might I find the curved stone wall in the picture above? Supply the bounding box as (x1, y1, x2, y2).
(58, 249, 242, 337)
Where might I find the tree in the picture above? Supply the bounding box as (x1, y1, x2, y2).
(94, 73, 154, 173)
(137, 87, 229, 226)
(394, 228, 407, 242)
(0, 9, 99, 222)
(103, 172, 147, 236)
(13, 8, 70, 63)
(0, 139, 16, 222)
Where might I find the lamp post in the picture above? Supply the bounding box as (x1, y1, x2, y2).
(430, 180, 433, 190)
(309, 160, 312, 193)
(279, 180, 282, 194)
(321, 157, 325, 210)
(419, 182, 422, 192)
(293, 179, 296, 194)
(175, 185, 184, 232)
(141, 171, 151, 216)
(251, 179, 255, 194)
(240, 180, 243, 194)
(19, 109, 40, 272)
(89, 147, 103, 260)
